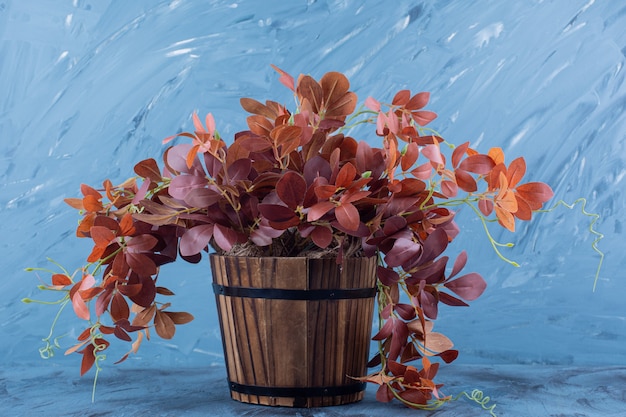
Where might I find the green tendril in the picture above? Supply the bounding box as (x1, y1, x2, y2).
(36, 297, 70, 359)
(537, 198, 604, 291)
(454, 389, 498, 416)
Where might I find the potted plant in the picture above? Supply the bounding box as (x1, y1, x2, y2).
(27, 65, 566, 410)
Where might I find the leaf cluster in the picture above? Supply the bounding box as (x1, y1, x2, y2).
(28, 66, 555, 408)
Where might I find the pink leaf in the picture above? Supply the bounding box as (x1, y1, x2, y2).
(364, 96, 381, 112)
(213, 224, 241, 252)
(270, 64, 295, 91)
(72, 291, 90, 320)
(421, 144, 443, 165)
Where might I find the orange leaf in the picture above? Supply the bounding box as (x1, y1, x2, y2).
(119, 213, 135, 236)
(51, 273, 72, 287)
(495, 205, 516, 232)
(516, 182, 554, 205)
(506, 157, 526, 188)
(497, 189, 518, 212)
(64, 198, 84, 210)
(82, 195, 103, 212)
(488, 147, 505, 165)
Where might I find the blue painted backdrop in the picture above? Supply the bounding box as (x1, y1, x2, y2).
(2, 0, 624, 376)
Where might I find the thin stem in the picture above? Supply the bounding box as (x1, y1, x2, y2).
(537, 198, 604, 291)
(464, 201, 519, 267)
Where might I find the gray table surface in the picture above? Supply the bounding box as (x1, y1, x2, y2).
(3, 362, 625, 416)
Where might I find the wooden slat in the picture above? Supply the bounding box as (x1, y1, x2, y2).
(210, 255, 376, 407)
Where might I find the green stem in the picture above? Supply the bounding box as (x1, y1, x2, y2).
(464, 201, 519, 267)
(537, 198, 604, 291)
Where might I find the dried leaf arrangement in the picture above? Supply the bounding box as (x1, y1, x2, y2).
(25, 65, 602, 409)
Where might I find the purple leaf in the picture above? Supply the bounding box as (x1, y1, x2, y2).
(179, 224, 214, 257)
(377, 266, 400, 286)
(183, 187, 221, 208)
(444, 272, 487, 301)
(169, 175, 208, 200)
(227, 158, 252, 182)
(384, 238, 422, 268)
(449, 251, 467, 279)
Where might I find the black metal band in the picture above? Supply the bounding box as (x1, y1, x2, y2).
(212, 283, 376, 300)
(229, 381, 367, 398)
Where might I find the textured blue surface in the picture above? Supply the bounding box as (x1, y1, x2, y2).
(1, 1, 625, 415)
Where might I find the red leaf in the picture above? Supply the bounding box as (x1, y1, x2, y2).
(258, 204, 299, 229)
(276, 171, 306, 209)
(376, 384, 394, 403)
(335, 162, 357, 188)
(110, 292, 130, 322)
(401, 142, 419, 171)
(307, 201, 336, 222)
(125, 252, 157, 276)
(335, 202, 360, 231)
(392, 89, 411, 105)
(451, 142, 470, 168)
(164, 311, 194, 325)
(411, 110, 437, 126)
(126, 234, 158, 253)
(438, 349, 459, 363)
(114, 326, 132, 342)
(311, 225, 333, 248)
(458, 154, 496, 174)
(96, 289, 113, 317)
(154, 309, 176, 339)
(516, 182, 554, 206)
(406, 91, 430, 110)
(90, 226, 116, 247)
(79, 344, 96, 376)
(444, 272, 487, 301)
(454, 168, 478, 192)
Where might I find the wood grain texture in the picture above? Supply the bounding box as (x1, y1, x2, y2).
(210, 255, 377, 407)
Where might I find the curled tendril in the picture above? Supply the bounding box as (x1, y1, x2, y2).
(453, 389, 498, 416)
(537, 198, 604, 291)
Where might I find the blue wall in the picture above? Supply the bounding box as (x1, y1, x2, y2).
(2, 0, 624, 374)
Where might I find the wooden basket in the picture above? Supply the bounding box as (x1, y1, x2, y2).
(210, 255, 377, 408)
